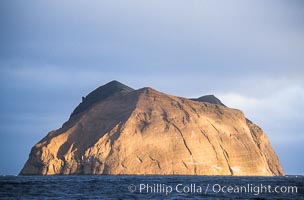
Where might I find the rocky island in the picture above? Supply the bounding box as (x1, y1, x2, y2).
(20, 81, 284, 176)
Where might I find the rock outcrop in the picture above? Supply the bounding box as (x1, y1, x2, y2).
(20, 81, 284, 176)
(191, 95, 226, 107)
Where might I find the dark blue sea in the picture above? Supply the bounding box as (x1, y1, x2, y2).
(0, 175, 303, 199)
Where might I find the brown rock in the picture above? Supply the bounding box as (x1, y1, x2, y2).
(20, 81, 284, 176)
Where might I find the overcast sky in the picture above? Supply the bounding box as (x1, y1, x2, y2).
(0, 0, 303, 175)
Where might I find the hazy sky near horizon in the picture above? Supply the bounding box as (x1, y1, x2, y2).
(0, 0, 303, 175)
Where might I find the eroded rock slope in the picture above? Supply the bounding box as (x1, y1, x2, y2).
(20, 81, 284, 176)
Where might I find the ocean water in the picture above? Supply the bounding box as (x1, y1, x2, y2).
(0, 175, 303, 199)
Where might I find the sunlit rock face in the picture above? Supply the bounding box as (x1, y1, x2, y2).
(20, 81, 284, 176)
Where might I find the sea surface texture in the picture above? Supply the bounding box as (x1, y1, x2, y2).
(0, 175, 303, 199)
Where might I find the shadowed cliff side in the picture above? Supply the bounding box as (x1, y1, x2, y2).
(70, 80, 134, 118)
